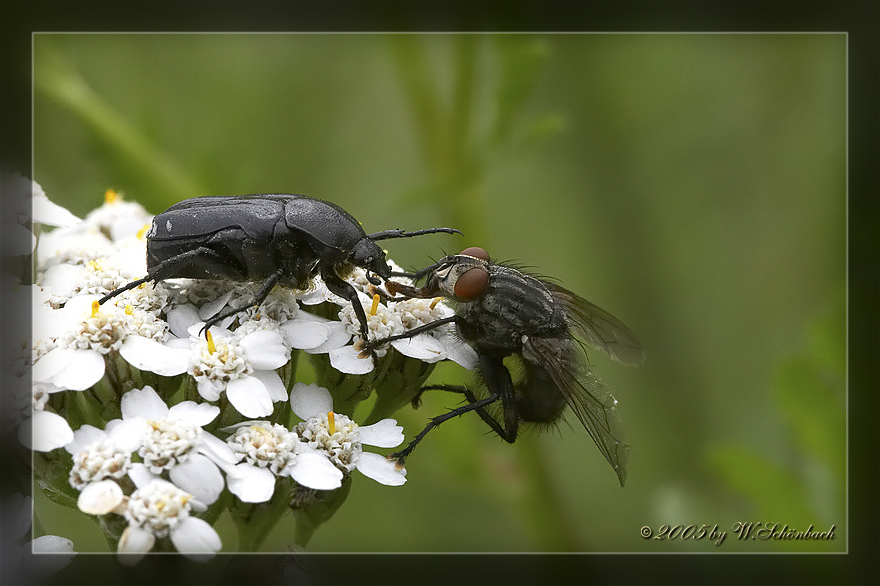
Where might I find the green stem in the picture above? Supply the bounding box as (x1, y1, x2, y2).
(163, 373, 187, 405)
(232, 481, 291, 552)
(291, 477, 352, 549)
(69, 385, 107, 429)
(92, 372, 116, 403)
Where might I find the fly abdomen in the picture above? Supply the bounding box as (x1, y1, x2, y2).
(515, 359, 567, 424)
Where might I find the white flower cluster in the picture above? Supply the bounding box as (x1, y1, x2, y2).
(11, 180, 476, 559)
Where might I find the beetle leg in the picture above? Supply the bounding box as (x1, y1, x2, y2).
(149, 246, 234, 281)
(97, 275, 154, 304)
(199, 268, 284, 335)
(100, 246, 237, 307)
(321, 269, 371, 343)
(98, 246, 221, 305)
(364, 270, 382, 286)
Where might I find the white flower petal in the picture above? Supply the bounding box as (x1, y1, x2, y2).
(105, 418, 149, 453)
(166, 304, 201, 338)
(62, 293, 103, 317)
(289, 383, 333, 420)
(165, 336, 191, 350)
(30, 534, 76, 555)
(128, 463, 161, 489)
(357, 419, 405, 448)
(37, 264, 82, 301)
(198, 290, 234, 320)
(356, 451, 407, 486)
(65, 424, 106, 454)
(186, 321, 232, 340)
(289, 452, 343, 490)
(24, 410, 74, 451)
(199, 432, 239, 465)
(105, 239, 148, 275)
(248, 369, 287, 403)
(168, 401, 220, 427)
(391, 334, 444, 361)
(304, 321, 352, 354)
(120, 386, 169, 420)
(220, 420, 270, 433)
(33, 293, 65, 342)
(26, 535, 77, 577)
(119, 336, 190, 376)
(78, 480, 124, 514)
(195, 378, 222, 402)
(32, 347, 75, 383)
(240, 330, 289, 370)
(444, 336, 480, 370)
(226, 376, 274, 418)
(297, 284, 330, 305)
(169, 454, 224, 505)
(52, 349, 105, 391)
(329, 344, 373, 375)
(118, 526, 155, 564)
(170, 516, 222, 559)
(280, 318, 330, 350)
(32, 192, 81, 227)
(223, 463, 276, 503)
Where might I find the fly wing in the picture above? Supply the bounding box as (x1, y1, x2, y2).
(545, 282, 645, 367)
(523, 335, 630, 486)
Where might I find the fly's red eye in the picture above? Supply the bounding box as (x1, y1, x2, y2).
(453, 268, 489, 300)
(459, 246, 489, 261)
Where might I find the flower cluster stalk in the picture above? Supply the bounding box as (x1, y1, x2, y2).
(12, 179, 478, 560)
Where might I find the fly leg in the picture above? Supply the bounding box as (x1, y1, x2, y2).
(388, 390, 502, 467)
(414, 384, 512, 442)
(357, 315, 463, 357)
(389, 354, 518, 466)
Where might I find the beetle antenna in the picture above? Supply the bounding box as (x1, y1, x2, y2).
(367, 227, 462, 241)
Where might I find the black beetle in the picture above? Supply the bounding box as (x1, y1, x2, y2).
(365, 246, 643, 485)
(99, 194, 460, 340)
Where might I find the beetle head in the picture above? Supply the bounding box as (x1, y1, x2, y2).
(351, 238, 392, 281)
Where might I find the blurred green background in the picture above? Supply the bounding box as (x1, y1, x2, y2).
(32, 33, 845, 553)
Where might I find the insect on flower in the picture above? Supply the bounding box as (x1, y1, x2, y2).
(97, 194, 460, 342)
(365, 247, 644, 486)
